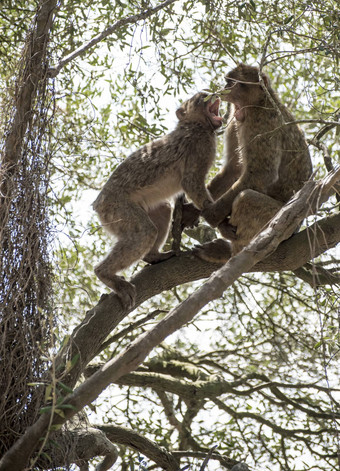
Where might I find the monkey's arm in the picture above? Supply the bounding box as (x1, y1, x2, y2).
(180, 177, 213, 230)
(181, 155, 214, 212)
(208, 119, 241, 200)
(181, 175, 213, 210)
(208, 159, 241, 200)
(202, 183, 244, 226)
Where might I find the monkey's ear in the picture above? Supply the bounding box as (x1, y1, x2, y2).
(176, 107, 186, 121)
(176, 106, 186, 121)
(261, 73, 270, 88)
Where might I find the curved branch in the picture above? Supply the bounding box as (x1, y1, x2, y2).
(52, 207, 340, 395)
(101, 370, 338, 420)
(97, 425, 241, 471)
(213, 399, 335, 440)
(48, 0, 178, 77)
(96, 424, 179, 471)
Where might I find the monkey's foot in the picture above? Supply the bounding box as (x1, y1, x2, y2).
(114, 277, 137, 310)
(143, 250, 176, 264)
(218, 219, 237, 240)
(193, 238, 232, 264)
(95, 266, 137, 310)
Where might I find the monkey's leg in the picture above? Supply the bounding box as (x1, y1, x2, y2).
(143, 202, 175, 264)
(229, 189, 283, 254)
(95, 204, 158, 309)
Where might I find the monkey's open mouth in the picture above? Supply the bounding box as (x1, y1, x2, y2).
(207, 98, 223, 128)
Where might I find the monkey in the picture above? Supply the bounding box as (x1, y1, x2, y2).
(93, 92, 223, 308)
(195, 63, 313, 262)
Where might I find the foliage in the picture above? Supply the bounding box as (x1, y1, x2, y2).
(0, 0, 339, 470)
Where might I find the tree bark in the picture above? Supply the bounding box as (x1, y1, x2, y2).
(1, 0, 57, 184)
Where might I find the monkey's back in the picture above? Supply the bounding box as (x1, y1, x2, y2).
(268, 115, 312, 202)
(238, 104, 312, 203)
(93, 122, 217, 211)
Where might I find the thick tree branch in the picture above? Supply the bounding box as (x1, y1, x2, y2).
(1, 170, 339, 471)
(88, 370, 338, 420)
(55, 206, 340, 396)
(95, 424, 179, 471)
(48, 0, 178, 77)
(96, 425, 240, 470)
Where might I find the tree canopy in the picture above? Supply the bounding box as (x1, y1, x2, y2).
(0, 1, 339, 470)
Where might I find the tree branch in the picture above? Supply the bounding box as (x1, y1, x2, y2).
(293, 263, 340, 287)
(95, 424, 179, 471)
(48, 0, 178, 77)
(212, 398, 335, 440)
(97, 424, 241, 470)
(91, 369, 338, 421)
(55, 187, 340, 394)
(173, 450, 239, 470)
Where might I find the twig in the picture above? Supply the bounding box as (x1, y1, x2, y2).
(308, 114, 340, 203)
(48, 0, 178, 77)
(199, 445, 218, 471)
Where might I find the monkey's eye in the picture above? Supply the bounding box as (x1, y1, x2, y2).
(225, 78, 236, 88)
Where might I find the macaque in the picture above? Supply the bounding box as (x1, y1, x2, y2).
(196, 63, 312, 261)
(93, 92, 223, 308)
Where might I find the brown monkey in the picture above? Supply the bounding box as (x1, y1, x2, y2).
(93, 92, 223, 308)
(197, 63, 312, 261)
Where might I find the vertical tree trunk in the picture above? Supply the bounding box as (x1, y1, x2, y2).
(0, 0, 58, 462)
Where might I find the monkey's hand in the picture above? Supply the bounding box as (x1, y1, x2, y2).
(143, 250, 175, 264)
(181, 203, 201, 228)
(202, 203, 227, 227)
(218, 219, 237, 240)
(193, 238, 232, 264)
(202, 195, 233, 227)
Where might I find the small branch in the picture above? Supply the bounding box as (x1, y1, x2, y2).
(213, 398, 335, 440)
(308, 114, 340, 202)
(200, 445, 218, 471)
(173, 450, 238, 470)
(258, 28, 286, 123)
(157, 390, 183, 431)
(293, 263, 340, 287)
(97, 309, 166, 355)
(48, 0, 178, 77)
(313, 114, 340, 142)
